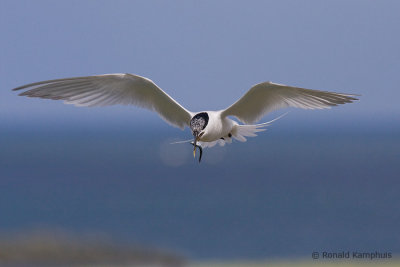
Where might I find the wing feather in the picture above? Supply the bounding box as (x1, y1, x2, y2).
(13, 73, 192, 129)
(221, 81, 358, 124)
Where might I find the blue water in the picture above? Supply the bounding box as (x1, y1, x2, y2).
(1, 126, 399, 260)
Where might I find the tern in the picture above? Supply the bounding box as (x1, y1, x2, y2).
(13, 73, 358, 162)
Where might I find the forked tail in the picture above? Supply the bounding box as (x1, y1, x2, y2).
(172, 112, 288, 149)
(231, 112, 288, 142)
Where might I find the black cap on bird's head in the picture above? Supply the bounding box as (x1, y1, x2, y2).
(190, 112, 209, 158)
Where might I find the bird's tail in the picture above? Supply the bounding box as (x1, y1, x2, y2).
(172, 112, 287, 149)
(170, 139, 193, 145)
(231, 112, 288, 142)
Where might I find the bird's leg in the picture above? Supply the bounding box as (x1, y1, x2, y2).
(190, 142, 203, 163)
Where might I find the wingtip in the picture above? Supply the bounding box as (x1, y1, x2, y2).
(12, 85, 26, 91)
(18, 91, 30, 96)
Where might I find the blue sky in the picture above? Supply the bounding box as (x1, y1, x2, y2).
(1, 0, 399, 131)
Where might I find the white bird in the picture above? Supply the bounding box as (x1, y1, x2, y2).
(13, 73, 358, 162)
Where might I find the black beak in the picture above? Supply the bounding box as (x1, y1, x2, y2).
(193, 136, 197, 158)
(191, 131, 204, 163)
(191, 133, 202, 163)
(191, 142, 203, 163)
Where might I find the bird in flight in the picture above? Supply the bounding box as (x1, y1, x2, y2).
(13, 73, 358, 162)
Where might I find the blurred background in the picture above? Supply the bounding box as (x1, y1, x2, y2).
(1, 0, 399, 266)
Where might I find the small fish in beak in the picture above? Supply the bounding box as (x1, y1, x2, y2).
(191, 131, 204, 163)
(191, 141, 203, 163)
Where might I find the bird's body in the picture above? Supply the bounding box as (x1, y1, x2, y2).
(13, 73, 358, 162)
(196, 111, 230, 142)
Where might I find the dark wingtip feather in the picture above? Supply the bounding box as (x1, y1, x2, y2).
(13, 85, 27, 91)
(18, 91, 30, 96)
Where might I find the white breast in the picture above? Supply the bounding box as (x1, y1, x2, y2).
(199, 111, 235, 142)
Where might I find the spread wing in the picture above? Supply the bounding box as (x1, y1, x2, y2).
(221, 81, 358, 124)
(13, 73, 193, 129)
